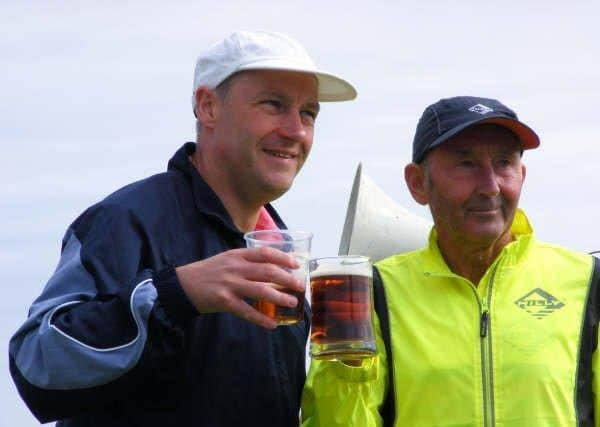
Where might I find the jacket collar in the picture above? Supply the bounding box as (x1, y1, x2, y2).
(167, 142, 286, 235)
(423, 208, 535, 276)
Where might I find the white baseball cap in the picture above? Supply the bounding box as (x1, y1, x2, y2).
(192, 30, 357, 113)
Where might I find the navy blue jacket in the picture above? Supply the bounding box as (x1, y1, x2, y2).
(9, 142, 310, 426)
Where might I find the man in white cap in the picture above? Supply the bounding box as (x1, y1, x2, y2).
(9, 30, 356, 427)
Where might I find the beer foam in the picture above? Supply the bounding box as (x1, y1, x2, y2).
(310, 260, 372, 279)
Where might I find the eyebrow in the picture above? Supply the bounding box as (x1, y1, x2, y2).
(257, 91, 320, 112)
(452, 147, 473, 156)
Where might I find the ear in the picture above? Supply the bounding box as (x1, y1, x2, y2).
(521, 162, 526, 182)
(405, 163, 429, 205)
(194, 87, 220, 130)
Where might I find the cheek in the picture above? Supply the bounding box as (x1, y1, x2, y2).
(433, 184, 470, 208)
(506, 187, 522, 203)
(427, 171, 473, 203)
(303, 136, 314, 156)
(428, 190, 456, 216)
(501, 177, 524, 202)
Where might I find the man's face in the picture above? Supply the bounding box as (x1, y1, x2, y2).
(211, 70, 319, 202)
(417, 125, 526, 249)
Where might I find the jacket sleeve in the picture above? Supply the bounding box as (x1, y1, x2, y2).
(301, 313, 389, 427)
(8, 203, 197, 423)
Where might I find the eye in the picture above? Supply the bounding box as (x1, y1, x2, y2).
(262, 99, 283, 111)
(496, 156, 517, 168)
(301, 109, 317, 123)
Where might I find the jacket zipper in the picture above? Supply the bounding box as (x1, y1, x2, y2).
(479, 264, 498, 427)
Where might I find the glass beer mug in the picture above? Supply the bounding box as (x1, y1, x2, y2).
(309, 255, 376, 360)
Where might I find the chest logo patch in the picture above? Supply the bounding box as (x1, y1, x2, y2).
(514, 288, 565, 319)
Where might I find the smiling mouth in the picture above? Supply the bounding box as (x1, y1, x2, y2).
(468, 208, 500, 215)
(263, 149, 296, 159)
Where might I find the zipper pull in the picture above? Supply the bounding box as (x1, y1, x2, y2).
(480, 311, 489, 337)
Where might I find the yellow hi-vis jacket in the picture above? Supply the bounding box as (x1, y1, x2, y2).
(302, 210, 600, 427)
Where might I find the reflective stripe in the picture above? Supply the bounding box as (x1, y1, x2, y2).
(574, 256, 599, 426)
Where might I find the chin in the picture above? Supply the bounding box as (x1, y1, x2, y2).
(264, 174, 295, 191)
(467, 228, 509, 245)
(262, 182, 293, 201)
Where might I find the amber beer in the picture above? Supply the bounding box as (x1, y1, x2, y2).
(243, 230, 312, 326)
(309, 256, 376, 360)
(252, 258, 308, 324)
(253, 288, 305, 325)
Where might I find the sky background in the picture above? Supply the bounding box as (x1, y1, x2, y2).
(2, 1, 599, 425)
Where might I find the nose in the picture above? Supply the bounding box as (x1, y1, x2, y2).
(476, 162, 501, 197)
(277, 110, 309, 143)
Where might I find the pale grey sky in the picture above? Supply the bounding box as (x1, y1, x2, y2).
(2, 1, 599, 425)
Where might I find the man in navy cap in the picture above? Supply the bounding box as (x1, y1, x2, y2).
(9, 30, 356, 427)
(302, 96, 600, 427)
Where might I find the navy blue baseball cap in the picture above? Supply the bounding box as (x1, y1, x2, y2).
(412, 96, 540, 163)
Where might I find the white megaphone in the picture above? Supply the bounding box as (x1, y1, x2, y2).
(338, 164, 433, 262)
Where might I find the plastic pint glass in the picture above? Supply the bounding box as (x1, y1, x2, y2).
(243, 230, 312, 325)
(309, 256, 376, 360)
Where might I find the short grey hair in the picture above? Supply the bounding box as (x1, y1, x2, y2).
(194, 74, 237, 141)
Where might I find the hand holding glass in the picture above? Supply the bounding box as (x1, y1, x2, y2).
(244, 230, 312, 325)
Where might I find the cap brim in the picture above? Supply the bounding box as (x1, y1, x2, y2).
(237, 59, 357, 102)
(313, 72, 357, 102)
(427, 115, 540, 153)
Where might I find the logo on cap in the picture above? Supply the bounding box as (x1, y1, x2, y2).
(468, 104, 494, 115)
